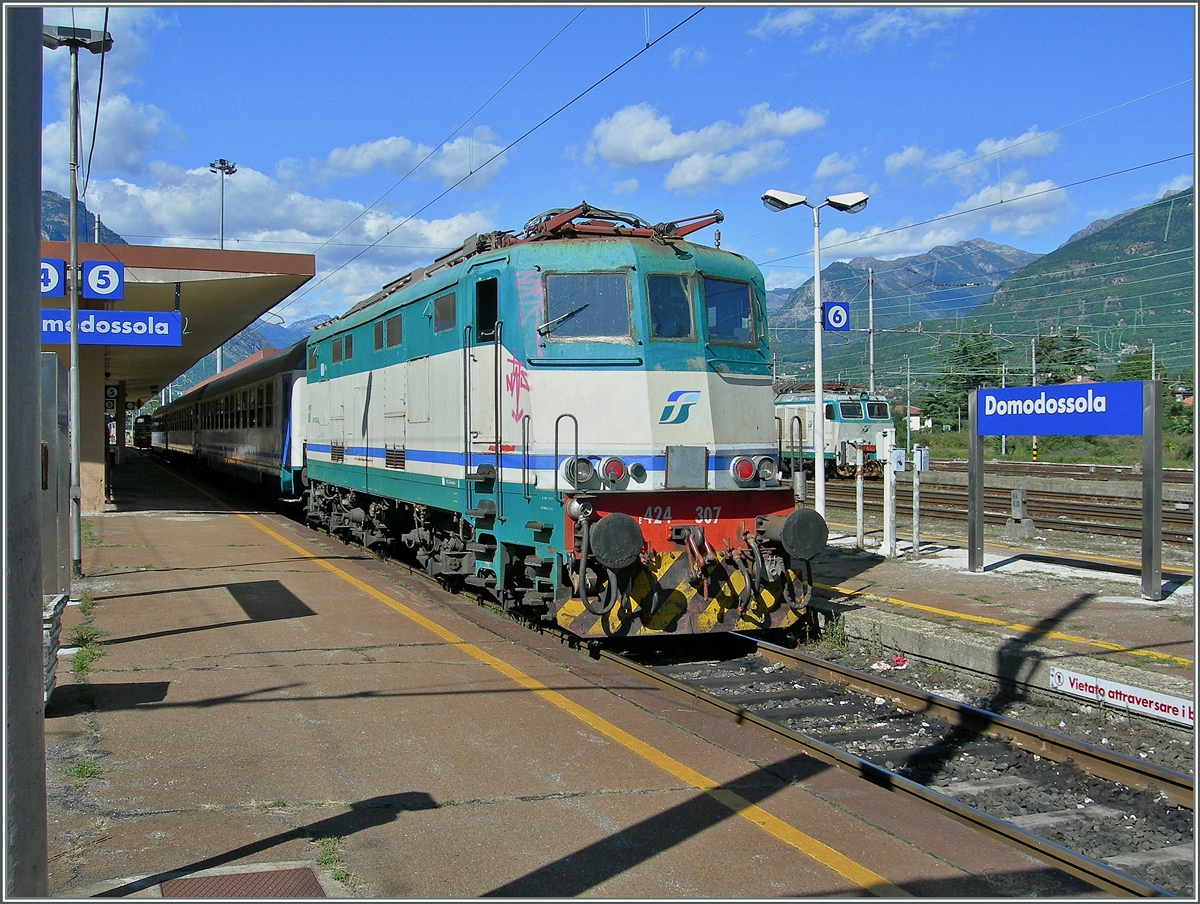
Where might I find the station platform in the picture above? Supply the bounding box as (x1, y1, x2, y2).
(43, 452, 1185, 898)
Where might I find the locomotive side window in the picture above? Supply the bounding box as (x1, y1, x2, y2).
(866, 401, 890, 420)
(386, 314, 402, 347)
(543, 272, 630, 339)
(647, 274, 693, 340)
(434, 293, 456, 333)
(475, 278, 498, 341)
(374, 321, 384, 351)
(825, 403, 834, 420)
(343, 334, 353, 360)
(307, 348, 318, 371)
(839, 401, 864, 420)
(703, 277, 754, 345)
(332, 337, 343, 364)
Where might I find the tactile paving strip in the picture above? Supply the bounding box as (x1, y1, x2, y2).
(160, 866, 325, 898)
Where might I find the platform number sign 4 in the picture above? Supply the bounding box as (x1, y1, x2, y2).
(40, 258, 66, 297)
(82, 260, 124, 300)
(823, 300, 850, 331)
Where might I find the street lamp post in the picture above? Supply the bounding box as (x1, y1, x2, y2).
(43, 24, 113, 577)
(761, 188, 869, 518)
(209, 157, 237, 249)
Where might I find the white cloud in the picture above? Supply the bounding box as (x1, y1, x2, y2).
(76, 162, 498, 321)
(320, 126, 506, 190)
(1156, 175, 1193, 197)
(587, 102, 823, 191)
(669, 45, 709, 68)
(664, 142, 788, 193)
(612, 179, 639, 195)
(750, 9, 816, 39)
(975, 128, 1060, 161)
(814, 152, 858, 181)
(752, 7, 970, 49)
(884, 146, 924, 176)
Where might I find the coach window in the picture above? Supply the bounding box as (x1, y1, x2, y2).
(257, 385, 265, 427)
(332, 337, 343, 364)
(647, 274, 693, 340)
(250, 390, 259, 428)
(386, 314, 402, 347)
(434, 293, 456, 333)
(703, 277, 755, 346)
(543, 272, 630, 339)
(265, 384, 274, 427)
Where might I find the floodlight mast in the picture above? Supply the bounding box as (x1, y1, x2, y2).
(760, 188, 869, 518)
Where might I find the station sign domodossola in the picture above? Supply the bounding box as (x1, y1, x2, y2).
(976, 381, 1144, 437)
(40, 257, 182, 347)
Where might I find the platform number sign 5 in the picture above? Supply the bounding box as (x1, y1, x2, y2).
(823, 300, 850, 331)
(40, 258, 66, 297)
(82, 260, 124, 300)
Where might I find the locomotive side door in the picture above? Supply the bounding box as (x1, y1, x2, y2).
(467, 274, 501, 471)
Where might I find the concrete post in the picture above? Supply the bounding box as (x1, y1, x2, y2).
(5, 6, 50, 895)
(855, 442, 864, 549)
(879, 429, 897, 557)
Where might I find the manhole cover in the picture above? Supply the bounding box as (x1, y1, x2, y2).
(160, 867, 325, 898)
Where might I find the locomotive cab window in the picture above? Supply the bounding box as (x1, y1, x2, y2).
(703, 277, 756, 345)
(866, 401, 890, 420)
(542, 271, 631, 339)
(434, 293, 456, 333)
(647, 274, 693, 340)
(839, 401, 864, 420)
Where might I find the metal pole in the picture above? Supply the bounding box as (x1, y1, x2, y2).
(1000, 363, 1007, 456)
(868, 267, 875, 393)
(905, 354, 911, 457)
(811, 204, 826, 518)
(912, 447, 921, 556)
(218, 168, 225, 249)
(68, 43, 83, 577)
(880, 429, 896, 557)
(855, 442, 864, 549)
(1031, 337, 1038, 462)
(1142, 380, 1162, 600)
(968, 391, 984, 572)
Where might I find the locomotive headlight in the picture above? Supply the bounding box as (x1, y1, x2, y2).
(564, 456, 594, 485)
(731, 456, 756, 483)
(600, 456, 627, 484)
(755, 456, 778, 482)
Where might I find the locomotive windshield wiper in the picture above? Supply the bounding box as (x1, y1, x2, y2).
(536, 303, 589, 336)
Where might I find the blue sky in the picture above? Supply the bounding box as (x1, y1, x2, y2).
(41, 5, 1196, 325)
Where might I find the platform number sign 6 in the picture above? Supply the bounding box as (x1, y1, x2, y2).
(82, 260, 124, 300)
(823, 301, 850, 332)
(40, 258, 65, 297)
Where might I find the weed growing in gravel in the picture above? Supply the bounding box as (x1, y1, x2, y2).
(314, 837, 339, 867)
(77, 592, 94, 616)
(823, 615, 849, 652)
(65, 761, 101, 780)
(68, 625, 102, 647)
(80, 520, 101, 546)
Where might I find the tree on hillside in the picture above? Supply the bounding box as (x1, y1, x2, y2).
(1114, 346, 1194, 434)
(920, 330, 1006, 430)
(1034, 331, 1099, 384)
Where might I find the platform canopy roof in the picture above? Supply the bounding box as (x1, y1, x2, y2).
(40, 242, 315, 404)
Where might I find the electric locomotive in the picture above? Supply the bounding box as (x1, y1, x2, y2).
(301, 203, 827, 638)
(774, 384, 895, 479)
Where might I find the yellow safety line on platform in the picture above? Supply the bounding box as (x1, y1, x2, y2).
(235, 512, 906, 896)
(815, 581, 1194, 668)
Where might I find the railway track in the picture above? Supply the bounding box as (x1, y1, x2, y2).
(607, 634, 1194, 897)
(824, 481, 1194, 545)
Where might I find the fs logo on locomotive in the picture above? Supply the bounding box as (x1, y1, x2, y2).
(659, 389, 701, 425)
